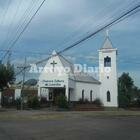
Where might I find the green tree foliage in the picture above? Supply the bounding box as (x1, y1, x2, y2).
(0, 63, 15, 91)
(118, 72, 134, 102)
(56, 95, 68, 109)
(118, 73, 140, 107)
(118, 94, 129, 108)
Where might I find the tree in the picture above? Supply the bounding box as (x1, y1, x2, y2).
(118, 73, 134, 102)
(27, 96, 40, 109)
(0, 63, 15, 91)
(56, 95, 68, 109)
(118, 72, 140, 107)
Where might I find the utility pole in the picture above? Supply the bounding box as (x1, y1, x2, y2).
(17, 57, 27, 110)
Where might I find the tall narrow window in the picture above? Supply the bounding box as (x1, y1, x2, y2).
(82, 90, 84, 101)
(90, 90, 93, 102)
(104, 56, 111, 67)
(107, 91, 111, 102)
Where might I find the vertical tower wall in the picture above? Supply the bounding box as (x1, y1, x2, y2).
(99, 40, 118, 107)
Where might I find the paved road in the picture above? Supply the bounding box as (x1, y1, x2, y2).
(0, 115, 140, 140)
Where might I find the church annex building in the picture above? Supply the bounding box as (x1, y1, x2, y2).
(38, 37, 118, 107)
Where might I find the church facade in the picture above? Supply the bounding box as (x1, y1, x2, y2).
(38, 37, 118, 107)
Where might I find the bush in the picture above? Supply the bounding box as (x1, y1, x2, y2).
(118, 94, 129, 108)
(130, 98, 140, 107)
(56, 95, 68, 109)
(84, 98, 89, 104)
(27, 96, 40, 109)
(78, 98, 84, 104)
(78, 98, 89, 104)
(93, 99, 102, 106)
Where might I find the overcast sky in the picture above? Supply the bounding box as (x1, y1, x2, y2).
(0, 0, 140, 86)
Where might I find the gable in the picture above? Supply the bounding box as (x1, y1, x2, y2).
(39, 54, 65, 80)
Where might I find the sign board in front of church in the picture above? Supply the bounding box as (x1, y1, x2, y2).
(42, 80, 65, 87)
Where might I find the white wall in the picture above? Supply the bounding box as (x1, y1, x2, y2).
(40, 88, 49, 99)
(68, 79, 75, 89)
(99, 49, 118, 107)
(15, 89, 21, 99)
(38, 54, 69, 98)
(73, 82, 100, 101)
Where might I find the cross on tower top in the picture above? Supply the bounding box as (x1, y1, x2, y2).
(106, 29, 109, 37)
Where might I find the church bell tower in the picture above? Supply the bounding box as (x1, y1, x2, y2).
(99, 34, 118, 107)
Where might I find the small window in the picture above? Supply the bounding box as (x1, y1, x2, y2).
(104, 56, 111, 67)
(107, 91, 111, 102)
(82, 90, 84, 101)
(90, 90, 93, 102)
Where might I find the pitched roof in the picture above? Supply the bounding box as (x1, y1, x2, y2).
(101, 37, 113, 50)
(52, 51, 100, 84)
(74, 73, 100, 84)
(59, 54, 74, 73)
(51, 51, 74, 73)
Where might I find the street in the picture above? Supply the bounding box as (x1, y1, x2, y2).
(0, 110, 140, 140)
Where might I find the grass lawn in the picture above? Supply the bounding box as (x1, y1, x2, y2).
(0, 110, 140, 121)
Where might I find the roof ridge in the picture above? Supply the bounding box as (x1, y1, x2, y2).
(100, 36, 113, 50)
(58, 54, 74, 66)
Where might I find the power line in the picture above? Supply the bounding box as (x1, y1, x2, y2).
(1, 0, 47, 61)
(2, 0, 137, 59)
(84, 0, 138, 35)
(1, 49, 140, 66)
(58, 4, 140, 54)
(15, 3, 140, 76)
(3, 0, 38, 53)
(0, 0, 11, 26)
(0, 49, 49, 55)
(57, 0, 138, 51)
(57, 0, 119, 47)
(0, 0, 23, 49)
(0, 0, 37, 59)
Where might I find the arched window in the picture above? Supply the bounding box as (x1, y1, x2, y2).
(82, 90, 84, 101)
(107, 91, 111, 102)
(104, 56, 111, 67)
(90, 90, 93, 102)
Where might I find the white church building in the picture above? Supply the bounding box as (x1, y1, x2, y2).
(38, 37, 118, 107)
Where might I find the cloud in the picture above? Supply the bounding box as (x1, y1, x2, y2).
(0, 0, 140, 85)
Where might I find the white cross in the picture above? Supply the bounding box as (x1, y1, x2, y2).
(106, 29, 109, 37)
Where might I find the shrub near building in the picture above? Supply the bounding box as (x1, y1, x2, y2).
(27, 96, 40, 109)
(56, 95, 68, 109)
